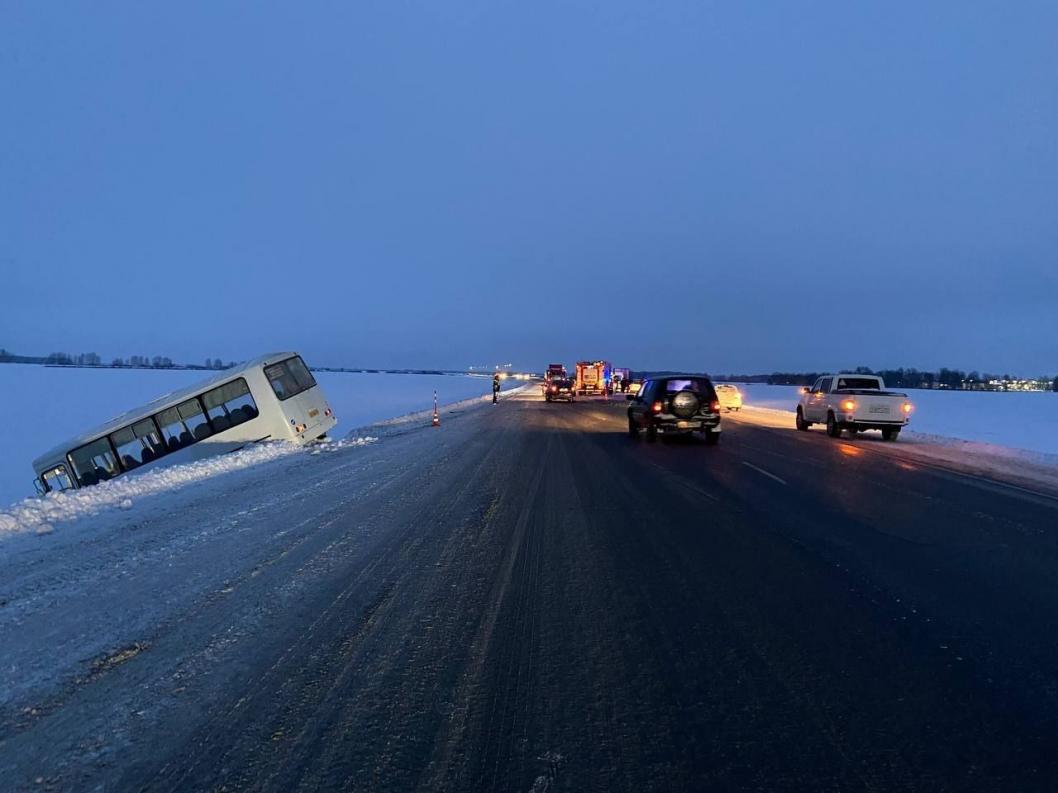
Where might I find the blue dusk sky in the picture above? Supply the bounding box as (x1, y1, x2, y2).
(1, 2, 1056, 373)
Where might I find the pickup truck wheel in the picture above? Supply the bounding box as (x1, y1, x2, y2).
(882, 428, 900, 441)
(646, 424, 658, 443)
(826, 413, 841, 438)
(796, 408, 809, 431)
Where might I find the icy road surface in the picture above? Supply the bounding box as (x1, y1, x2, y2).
(3, 390, 1058, 790)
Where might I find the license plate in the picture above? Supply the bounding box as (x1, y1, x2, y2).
(308, 408, 320, 418)
(869, 405, 890, 414)
(677, 420, 696, 429)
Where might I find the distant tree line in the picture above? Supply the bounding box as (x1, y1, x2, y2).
(0, 347, 233, 370)
(716, 366, 1058, 392)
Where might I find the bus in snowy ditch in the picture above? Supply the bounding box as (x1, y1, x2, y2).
(31, 352, 337, 494)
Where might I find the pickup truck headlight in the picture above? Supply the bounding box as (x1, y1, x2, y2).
(902, 402, 913, 414)
(841, 399, 856, 411)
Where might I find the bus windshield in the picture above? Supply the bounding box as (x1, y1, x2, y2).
(266, 356, 317, 400)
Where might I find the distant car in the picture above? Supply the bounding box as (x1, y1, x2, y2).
(627, 376, 721, 444)
(715, 384, 743, 412)
(545, 378, 576, 403)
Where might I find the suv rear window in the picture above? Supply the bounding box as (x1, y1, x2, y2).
(662, 379, 716, 399)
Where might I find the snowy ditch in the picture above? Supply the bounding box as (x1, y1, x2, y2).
(0, 380, 531, 541)
(0, 437, 377, 540)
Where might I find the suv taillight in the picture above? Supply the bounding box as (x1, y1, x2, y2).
(652, 401, 664, 413)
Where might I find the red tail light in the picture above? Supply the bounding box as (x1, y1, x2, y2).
(652, 401, 664, 413)
(711, 400, 720, 412)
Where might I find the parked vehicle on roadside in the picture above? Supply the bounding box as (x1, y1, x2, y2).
(31, 352, 337, 494)
(544, 378, 576, 403)
(796, 374, 913, 440)
(715, 384, 743, 412)
(627, 376, 722, 444)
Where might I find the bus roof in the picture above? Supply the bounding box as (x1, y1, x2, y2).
(32, 352, 298, 471)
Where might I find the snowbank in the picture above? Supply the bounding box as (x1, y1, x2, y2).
(344, 381, 534, 437)
(725, 383, 1058, 455)
(0, 437, 376, 541)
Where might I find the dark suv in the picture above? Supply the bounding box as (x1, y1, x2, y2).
(627, 376, 722, 444)
(545, 378, 575, 402)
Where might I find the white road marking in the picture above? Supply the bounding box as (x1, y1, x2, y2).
(741, 461, 788, 486)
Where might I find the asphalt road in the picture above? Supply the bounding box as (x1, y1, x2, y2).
(4, 390, 1058, 791)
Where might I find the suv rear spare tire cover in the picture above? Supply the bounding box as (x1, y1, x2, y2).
(671, 390, 699, 418)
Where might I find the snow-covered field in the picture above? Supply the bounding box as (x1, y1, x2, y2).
(726, 383, 1058, 456)
(0, 364, 503, 506)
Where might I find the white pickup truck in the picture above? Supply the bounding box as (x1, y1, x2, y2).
(796, 374, 913, 440)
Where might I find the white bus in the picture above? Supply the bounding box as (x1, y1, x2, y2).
(32, 352, 338, 494)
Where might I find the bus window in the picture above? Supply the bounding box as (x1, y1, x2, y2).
(42, 465, 75, 492)
(111, 418, 167, 470)
(202, 379, 258, 432)
(266, 356, 316, 400)
(287, 356, 317, 390)
(157, 399, 211, 450)
(68, 438, 120, 487)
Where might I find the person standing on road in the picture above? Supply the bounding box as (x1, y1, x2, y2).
(492, 374, 501, 404)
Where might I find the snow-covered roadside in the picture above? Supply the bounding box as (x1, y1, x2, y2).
(343, 381, 535, 437)
(727, 383, 1058, 455)
(0, 365, 505, 505)
(729, 405, 1058, 496)
(0, 437, 378, 543)
(0, 382, 534, 544)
